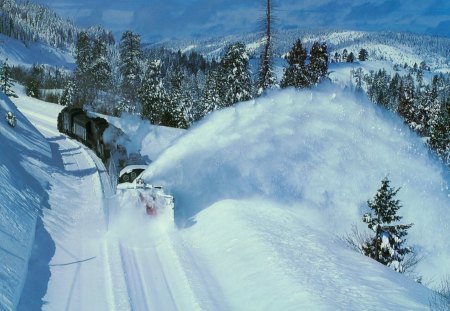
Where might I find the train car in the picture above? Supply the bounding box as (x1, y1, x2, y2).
(88, 117, 110, 160)
(58, 107, 84, 134)
(73, 112, 91, 143)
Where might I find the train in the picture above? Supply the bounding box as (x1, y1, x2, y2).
(57, 107, 145, 184)
(57, 107, 174, 218)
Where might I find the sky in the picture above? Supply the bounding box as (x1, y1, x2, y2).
(30, 0, 450, 42)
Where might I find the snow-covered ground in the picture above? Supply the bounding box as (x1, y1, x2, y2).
(0, 34, 74, 69)
(4, 82, 447, 310)
(1, 28, 449, 310)
(0, 90, 53, 310)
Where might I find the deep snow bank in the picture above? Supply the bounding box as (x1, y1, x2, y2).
(0, 92, 52, 309)
(143, 85, 449, 281)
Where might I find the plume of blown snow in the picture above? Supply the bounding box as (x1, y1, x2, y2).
(142, 84, 450, 280)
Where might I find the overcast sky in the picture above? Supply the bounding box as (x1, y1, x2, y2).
(32, 0, 450, 42)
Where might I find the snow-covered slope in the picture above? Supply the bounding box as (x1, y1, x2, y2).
(140, 85, 449, 309)
(0, 91, 52, 310)
(150, 30, 450, 72)
(0, 34, 74, 69)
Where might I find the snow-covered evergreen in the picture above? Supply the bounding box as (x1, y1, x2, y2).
(119, 31, 143, 103)
(362, 178, 413, 273)
(220, 42, 252, 106)
(139, 60, 168, 124)
(0, 59, 17, 97)
(281, 39, 308, 88)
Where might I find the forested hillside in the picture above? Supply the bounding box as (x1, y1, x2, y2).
(0, 0, 113, 49)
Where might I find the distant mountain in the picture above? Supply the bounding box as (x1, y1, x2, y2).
(29, 0, 450, 42)
(147, 30, 450, 72)
(0, 0, 113, 50)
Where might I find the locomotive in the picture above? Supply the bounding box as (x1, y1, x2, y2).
(57, 107, 141, 182)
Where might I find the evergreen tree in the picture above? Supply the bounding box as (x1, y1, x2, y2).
(358, 48, 369, 61)
(0, 59, 17, 97)
(397, 75, 417, 126)
(280, 39, 308, 88)
(308, 41, 329, 85)
(139, 60, 168, 124)
(200, 69, 223, 116)
(415, 85, 440, 136)
(75, 31, 92, 76)
(59, 79, 77, 106)
(387, 73, 401, 112)
(428, 100, 450, 165)
(366, 69, 390, 109)
(91, 39, 111, 92)
(74, 31, 94, 104)
(342, 49, 348, 62)
(334, 52, 340, 63)
(220, 42, 252, 106)
(346, 52, 355, 63)
(25, 64, 43, 98)
(256, 0, 277, 95)
(167, 66, 189, 128)
(119, 31, 142, 102)
(362, 177, 413, 273)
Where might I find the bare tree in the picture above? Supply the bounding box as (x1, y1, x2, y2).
(257, 0, 277, 95)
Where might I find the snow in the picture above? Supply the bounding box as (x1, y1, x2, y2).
(1, 35, 449, 310)
(100, 112, 185, 161)
(0, 91, 52, 309)
(0, 34, 74, 69)
(143, 85, 450, 289)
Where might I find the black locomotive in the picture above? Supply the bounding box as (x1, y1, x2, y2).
(57, 107, 111, 161)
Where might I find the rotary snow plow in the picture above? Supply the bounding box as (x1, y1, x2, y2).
(115, 165, 174, 219)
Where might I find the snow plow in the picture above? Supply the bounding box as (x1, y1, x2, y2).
(116, 166, 174, 219)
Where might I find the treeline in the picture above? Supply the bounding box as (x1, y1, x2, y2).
(363, 68, 450, 166)
(65, 30, 328, 129)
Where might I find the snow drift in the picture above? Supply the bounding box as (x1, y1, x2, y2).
(143, 85, 449, 284)
(0, 91, 52, 309)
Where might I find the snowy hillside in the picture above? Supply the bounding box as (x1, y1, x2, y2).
(0, 34, 74, 69)
(0, 91, 52, 309)
(1, 83, 448, 310)
(150, 30, 450, 72)
(143, 85, 450, 291)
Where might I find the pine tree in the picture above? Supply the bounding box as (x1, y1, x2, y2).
(362, 177, 413, 273)
(74, 31, 94, 104)
(256, 0, 277, 95)
(167, 66, 189, 128)
(397, 75, 417, 127)
(358, 48, 369, 61)
(280, 39, 308, 88)
(119, 31, 142, 102)
(200, 69, 223, 116)
(0, 59, 17, 97)
(91, 39, 111, 92)
(341, 49, 348, 62)
(59, 80, 77, 106)
(25, 64, 43, 98)
(428, 100, 450, 166)
(346, 52, 355, 63)
(308, 41, 329, 85)
(414, 85, 440, 136)
(220, 42, 252, 107)
(139, 60, 168, 124)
